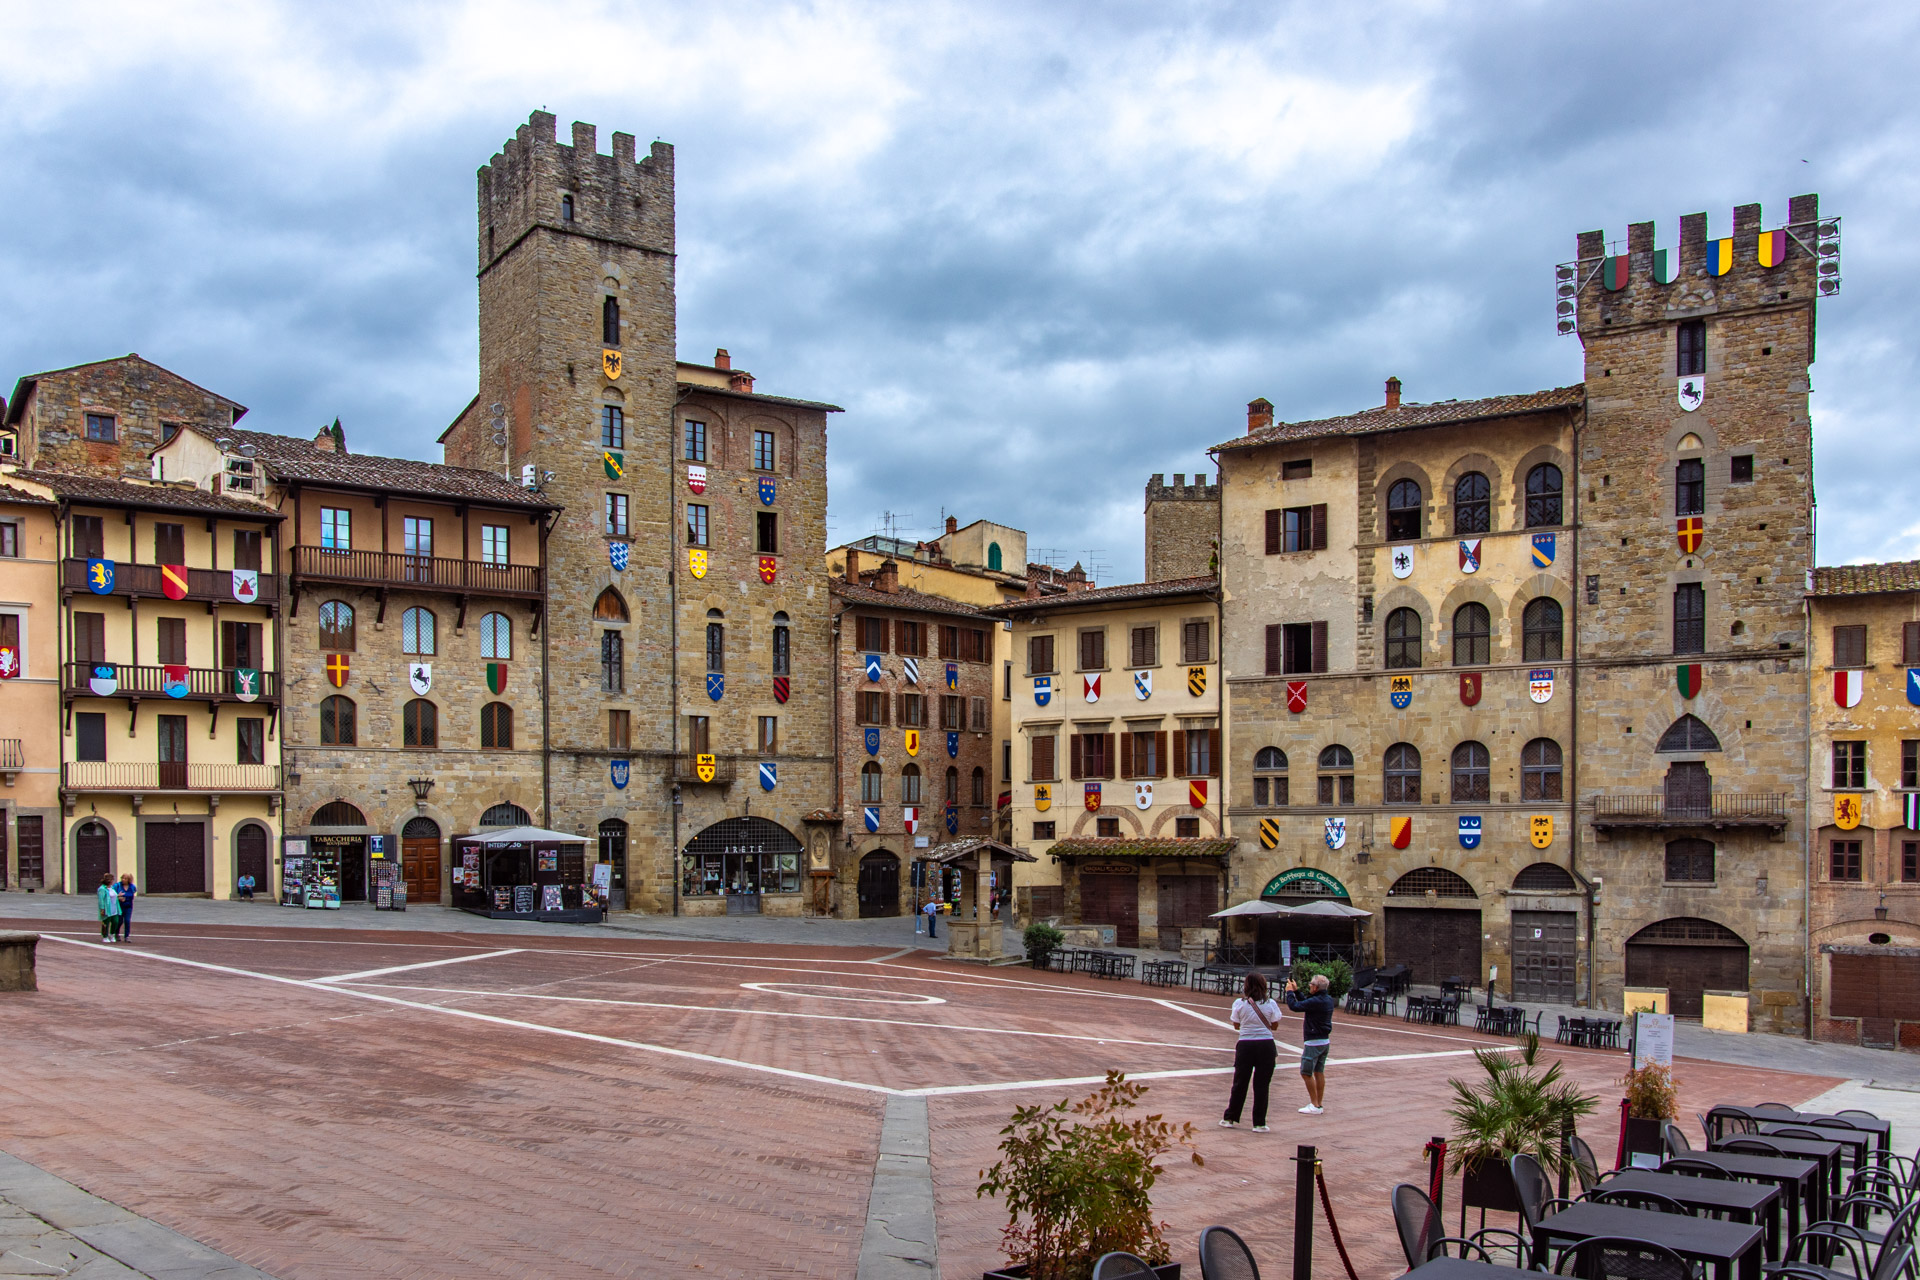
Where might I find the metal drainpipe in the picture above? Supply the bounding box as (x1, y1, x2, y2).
(1570, 402, 1595, 1010)
(830, 602, 843, 919)
(669, 387, 690, 917)
(1803, 582, 1814, 1037)
(540, 512, 552, 829)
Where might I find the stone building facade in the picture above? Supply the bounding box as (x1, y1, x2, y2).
(830, 559, 998, 918)
(6, 356, 246, 481)
(1806, 563, 1920, 1048)
(995, 576, 1229, 952)
(0, 481, 62, 890)
(441, 112, 840, 915)
(1144, 473, 1219, 582)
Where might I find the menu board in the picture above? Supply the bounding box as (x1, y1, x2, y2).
(281, 839, 309, 907)
(512, 884, 537, 913)
(492, 886, 512, 911)
(461, 849, 480, 888)
(541, 885, 563, 911)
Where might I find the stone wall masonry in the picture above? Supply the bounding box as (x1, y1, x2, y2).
(1144, 474, 1219, 582)
(20, 357, 243, 481)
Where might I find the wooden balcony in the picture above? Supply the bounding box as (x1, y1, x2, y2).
(292, 546, 543, 599)
(64, 761, 281, 792)
(1, 738, 21, 785)
(62, 558, 279, 605)
(669, 754, 738, 786)
(64, 662, 280, 705)
(1590, 792, 1790, 832)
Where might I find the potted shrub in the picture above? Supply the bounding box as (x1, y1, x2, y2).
(1288, 957, 1354, 1001)
(1024, 921, 1066, 969)
(1621, 1062, 1678, 1162)
(976, 1071, 1202, 1280)
(1446, 1035, 1598, 1216)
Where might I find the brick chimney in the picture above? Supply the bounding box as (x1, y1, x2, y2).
(729, 369, 755, 394)
(713, 348, 731, 370)
(945, 515, 957, 534)
(845, 548, 860, 583)
(1247, 398, 1273, 434)
(876, 559, 900, 593)
(1385, 377, 1402, 410)
(1025, 577, 1043, 599)
(312, 427, 336, 453)
(1064, 562, 1089, 594)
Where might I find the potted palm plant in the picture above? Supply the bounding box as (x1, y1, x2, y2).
(977, 1071, 1202, 1280)
(1446, 1036, 1599, 1215)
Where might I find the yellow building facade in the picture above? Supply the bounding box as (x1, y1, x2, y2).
(0, 481, 62, 889)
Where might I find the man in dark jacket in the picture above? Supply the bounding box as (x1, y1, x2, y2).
(1284, 974, 1335, 1114)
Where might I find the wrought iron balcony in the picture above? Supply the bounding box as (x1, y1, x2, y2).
(62, 558, 278, 605)
(1590, 792, 1790, 831)
(292, 546, 543, 599)
(64, 762, 282, 792)
(669, 754, 738, 786)
(63, 662, 279, 704)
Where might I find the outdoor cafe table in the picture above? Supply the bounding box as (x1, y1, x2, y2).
(1711, 1134, 1844, 1205)
(1603, 1170, 1783, 1260)
(1753, 1125, 1874, 1176)
(1528, 1201, 1765, 1280)
(1407, 1258, 1539, 1280)
(1669, 1151, 1822, 1243)
(1708, 1105, 1892, 1156)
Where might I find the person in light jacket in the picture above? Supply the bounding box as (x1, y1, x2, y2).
(1220, 972, 1282, 1131)
(114, 873, 137, 942)
(95, 874, 121, 942)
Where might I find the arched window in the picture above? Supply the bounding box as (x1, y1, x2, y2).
(1453, 472, 1490, 534)
(481, 702, 513, 749)
(1386, 479, 1422, 541)
(312, 800, 367, 826)
(402, 607, 436, 656)
(403, 816, 440, 838)
(1451, 741, 1490, 802)
(1521, 738, 1562, 800)
(987, 542, 1003, 572)
(1522, 598, 1563, 661)
(403, 698, 438, 748)
(901, 764, 922, 805)
(1383, 743, 1422, 804)
(945, 766, 959, 804)
(1677, 319, 1705, 377)
(1676, 458, 1705, 517)
(971, 766, 986, 805)
(1665, 838, 1715, 883)
(1526, 464, 1563, 527)
(319, 600, 355, 651)
(1656, 714, 1721, 752)
(1514, 862, 1578, 892)
(481, 802, 530, 827)
(1254, 747, 1288, 808)
(1388, 867, 1478, 898)
(860, 761, 883, 804)
(320, 695, 356, 745)
(593, 588, 629, 622)
(602, 295, 620, 346)
(1318, 745, 1354, 807)
(772, 611, 791, 676)
(1384, 607, 1422, 669)
(480, 612, 512, 660)
(1452, 603, 1491, 665)
(706, 620, 725, 673)
(601, 630, 623, 692)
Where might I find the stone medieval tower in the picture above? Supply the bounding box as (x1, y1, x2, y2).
(1570, 196, 1827, 1031)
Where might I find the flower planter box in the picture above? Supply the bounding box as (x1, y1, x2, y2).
(1623, 1116, 1666, 1163)
(1460, 1158, 1522, 1215)
(985, 1263, 1180, 1280)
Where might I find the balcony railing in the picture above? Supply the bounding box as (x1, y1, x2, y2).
(292, 546, 543, 598)
(64, 762, 282, 792)
(670, 754, 738, 785)
(62, 558, 278, 605)
(64, 662, 279, 703)
(1590, 792, 1791, 829)
(0, 739, 21, 779)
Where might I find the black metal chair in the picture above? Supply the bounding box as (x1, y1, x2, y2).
(1093, 1251, 1161, 1280)
(1391, 1183, 1526, 1269)
(1664, 1158, 1731, 1181)
(1570, 1135, 1609, 1196)
(1591, 1186, 1691, 1215)
(1197, 1225, 1260, 1280)
(1723, 1137, 1790, 1158)
(1513, 1153, 1583, 1239)
(1552, 1236, 1695, 1280)
(1664, 1123, 1694, 1158)
(1706, 1107, 1760, 1143)
(1752, 1103, 1800, 1116)
(1767, 1228, 1912, 1280)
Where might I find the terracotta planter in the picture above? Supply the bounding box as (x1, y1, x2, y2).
(1460, 1158, 1522, 1214)
(984, 1263, 1180, 1280)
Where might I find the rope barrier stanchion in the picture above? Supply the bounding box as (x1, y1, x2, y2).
(1292, 1144, 1316, 1280)
(1315, 1160, 1362, 1280)
(1423, 1135, 1448, 1240)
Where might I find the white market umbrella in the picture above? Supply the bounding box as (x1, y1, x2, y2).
(1284, 899, 1372, 919)
(1210, 899, 1290, 918)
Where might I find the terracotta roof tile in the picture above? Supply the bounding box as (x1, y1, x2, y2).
(1215, 385, 1585, 452)
(11, 469, 282, 519)
(1812, 561, 1920, 596)
(992, 575, 1218, 614)
(0, 478, 55, 507)
(679, 382, 844, 413)
(831, 580, 989, 619)
(217, 427, 556, 508)
(1047, 837, 1236, 858)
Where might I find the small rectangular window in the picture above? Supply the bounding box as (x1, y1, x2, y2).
(1904, 740, 1918, 790)
(753, 429, 776, 471)
(859, 617, 888, 652)
(684, 419, 707, 461)
(1673, 583, 1706, 655)
(320, 507, 351, 551)
(1031, 734, 1056, 781)
(897, 621, 923, 657)
(686, 503, 708, 546)
(1677, 319, 1706, 377)
(72, 612, 106, 664)
(941, 695, 963, 730)
(1282, 459, 1312, 480)
(70, 514, 104, 559)
(153, 522, 185, 564)
(157, 617, 188, 666)
(1028, 634, 1055, 675)
(604, 494, 629, 537)
(1175, 817, 1200, 837)
(85, 413, 116, 442)
(232, 529, 261, 572)
(75, 712, 106, 762)
(970, 697, 989, 731)
(759, 716, 778, 753)
(686, 715, 710, 756)
(756, 511, 778, 554)
(561, 193, 575, 222)
(1129, 626, 1156, 668)
(1078, 628, 1106, 670)
(1004, 660, 1012, 700)
(1905, 622, 1920, 666)
(481, 525, 509, 564)
(602, 296, 620, 346)
(857, 691, 887, 725)
(0, 523, 16, 558)
(602, 406, 624, 449)
(1730, 455, 1754, 483)
(1182, 620, 1211, 664)
(1905, 842, 1920, 884)
(899, 693, 926, 727)
(1833, 740, 1867, 789)
(1033, 821, 1055, 840)
(609, 710, 631, 749)
(1833, 625, 1868, 668)
(236, 717, 264, 766)
(1282, 622, 1314, 675)
(1830, 839, 1863, 882)
(601, 630, 624, 692)
(1096, 817, 1120, 838)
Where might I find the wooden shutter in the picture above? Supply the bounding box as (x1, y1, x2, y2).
(1207, 729, 1222, 777)
(1905, 622, 1920, 666)
(1311, 504, 1328, 551)
(1834, 625, 1867, 667)
(1171, 729, 1188, 778)
(1154, 731, 1169, 778)
(1032, 735, 1055, 781)
(1265, 509, 1281, 555)
(1265, 625, 1281, 675)
(882, 692, 892, 725)
(1120, 733, 1134, 778)
(1101, 733, 1116, 778)
(1311, 620, 1328, 673)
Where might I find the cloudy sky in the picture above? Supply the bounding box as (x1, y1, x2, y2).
(2, 1, 1913, 581)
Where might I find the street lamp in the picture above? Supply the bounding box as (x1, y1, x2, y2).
(407, 777, 434, 810)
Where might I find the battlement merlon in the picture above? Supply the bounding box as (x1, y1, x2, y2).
(1566, 195, 1834, 338)
(1146, 473, 1220, 503)
(476, 110, 675, 273)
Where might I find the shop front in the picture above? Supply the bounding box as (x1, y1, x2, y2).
(1256, 867, 1366, 965)
(452, 826, 603, 923)
(1048, 837, 1233, 953)
(680, 817, 804, 917)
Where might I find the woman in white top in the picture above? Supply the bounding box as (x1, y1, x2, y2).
(1221, 972, 1282, 1131)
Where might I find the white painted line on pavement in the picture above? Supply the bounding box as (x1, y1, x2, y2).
(1153, 998, 1238, 1030)
(313, 948, 524, 983)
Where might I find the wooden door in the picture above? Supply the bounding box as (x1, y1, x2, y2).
(1080, 873, 1139, 947)
(1156, 875, 1217, 952)
(857, 853, 900, 917)
(236, 825, 270, 894)
(1664, 762, 1711, 818)
(157, 715, 188, 790)
(1625, 942, 1747, 1018)
(403, 837, 441, 903)
(146, 822, 206, 894)
(1510, 910, 1577, 1002)
(75, 822, 110, 890)
(1385, 907, 1482, 985)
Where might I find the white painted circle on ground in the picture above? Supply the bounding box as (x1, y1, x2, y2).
(740, 982, 946, 1006)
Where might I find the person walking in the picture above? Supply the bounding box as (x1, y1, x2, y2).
(1220, 972, 1282, 1132)
(95, 874, 121, 942)
(1285, 973, 1336, 1114)
(114, 873, 137, 942)
(922, 898, 939, 939)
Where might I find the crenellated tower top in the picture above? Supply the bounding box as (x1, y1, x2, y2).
(476, 110, 674, 274)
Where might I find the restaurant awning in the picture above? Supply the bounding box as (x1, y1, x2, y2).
(927, 838, 1037, 864)
(1048, 837, 1235, 860)
(462, 826, 589, 845)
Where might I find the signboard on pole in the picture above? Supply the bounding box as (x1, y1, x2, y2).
(1631, 1011, 1675, 1070)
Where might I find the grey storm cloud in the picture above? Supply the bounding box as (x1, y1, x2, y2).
(2, 0, 1916, 581)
